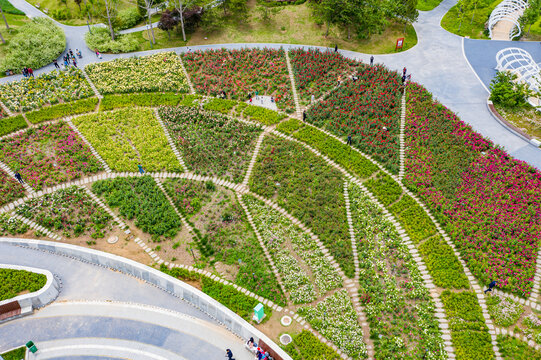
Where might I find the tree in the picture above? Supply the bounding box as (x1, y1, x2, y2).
(490, 71, 532, 108)
(256, 2, 280, 22)
(0, 5, 9, 30)
(390, 0, 418, 32)
(521, 0, 541, 36)
(158, 9, 178, 39)
(0, 30, 4, 44)
(103, 0, 119, 40)
(74, 0, 83, 11)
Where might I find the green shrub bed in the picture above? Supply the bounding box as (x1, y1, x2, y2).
(99, 93, 185, 111)
(162, 179, 286, 305)
(441, 290, 494, 360)
(15, 186, 114, 239)
(486, 294, 523, 328)
(92, 176, 181, 241)
(26, 98, 99, 124)
(498, 335, 541, 360)
(162, 266, 273, 321)
(0, 213, 30, 236)
(85, 26, 139, 53)
(0, 347, 26, 360)
(364, 172, 402, 206)
(388, 194, 437, 243)
(0, 169, 25, 206)
(249, 135, 353, 277)
(160, 106, 262, 182)
(73, 108, 182, 172)
(418, 236, 469, 289)
(285, 330, 341, 360)
(0, 268, 47, 301)
(0, 115, 27, 137)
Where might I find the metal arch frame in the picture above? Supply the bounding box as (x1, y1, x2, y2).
(495, 47, 541, 105)
(489, 0, 529, 40)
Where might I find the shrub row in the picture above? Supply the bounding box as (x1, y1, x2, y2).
(389, 194, 437, 243)
(0, 268, 47, 301)
(284, 330, 341, 360)
(26, 98, 99, 124)
(364, 172, 402, 206)
(99, 93, 187, 111)
(0, 115, 27, 137)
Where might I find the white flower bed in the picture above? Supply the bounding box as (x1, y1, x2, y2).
(348, 182, 446, 359)
(298, 290, 367, 359)
(0, 68, 94, 112)
(86, 52, 190, 95)
(244, 195, 341, 304)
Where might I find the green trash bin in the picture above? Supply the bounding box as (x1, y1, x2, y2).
(25, 341, 38, 353)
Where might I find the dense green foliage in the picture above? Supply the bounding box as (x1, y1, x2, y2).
(285, 331, 341, 360)
(99, 93, 185, 111)
(0, 269, 47, 301)
(92, 176, 181, 241)
(441, 290, 494, 360)
(26, 98, 99, 124)
(418, 236, 470, 289)
(0, 347, 26, 360)
(0, 213, 30, 236)
(85, 27, 140, 53)
(0, 115, 27, 136)
(490, 71, 530, 109)
(249, 135, 353, 277)
(364, 172, 402, 206)
(388, 194, 437, 243)
(0, 18, 65, 73)
(202, 98, 239, 114)
(0, 0, 24, 14)
(498, 334, 541, 360)
(242, 104, 286, 125)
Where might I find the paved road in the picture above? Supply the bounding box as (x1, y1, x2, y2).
(2, 0, 541, 169)
(0, 243, 252, 359)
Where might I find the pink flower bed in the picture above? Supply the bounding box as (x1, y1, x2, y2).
(406, 82, 541, 296)
(182, 48, 295, 112)
(0, 169, 25, 206)
(0, 122, 103, 190)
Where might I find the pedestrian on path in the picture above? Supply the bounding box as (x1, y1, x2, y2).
(403, 67, 407, 76)
(64, 59, 69, 68)
(370, 56, 374, 66)
(22, 68, 27, 77)
(402, 74, 406, 84)
(28, 68, 34, 78)
(53, 59, 60, 69)
(225, 349, 235, 360)
(14, 172, 24, 184)
(303, 110, 306, 121)
(311, 94, 315, 104)
(484, 280, 497, 294)
(334, 44, 338, 52)
(138, 164, 145, 174)
(347, 134, 352, 145)
(72, 59, 77, 68)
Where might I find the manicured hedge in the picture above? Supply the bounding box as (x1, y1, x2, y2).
(242, 104, 286, 126)
(203, 98, 238, 114)
(0, 115, 27, 136)
(0, 347, 26, 360)
(0, 268, 47, 301)
(26, 98, 99, 124)
(364, 172, 402, 206)
(99, 93, 184, 111)
(389, 194, 437, 243)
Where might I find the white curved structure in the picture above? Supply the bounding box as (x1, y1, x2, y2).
(495, 47, 541, 107)
(489, 0, 529, 40)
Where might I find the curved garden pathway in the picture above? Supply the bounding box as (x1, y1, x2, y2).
(1, 0, 540, 169)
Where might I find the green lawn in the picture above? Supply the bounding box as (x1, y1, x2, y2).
(441, 0, 503, 39)
(0, 347, 25, 360)
(132, 2, 417, 55)
(0, 13, 31, 61)
(417, 0, 443, 11)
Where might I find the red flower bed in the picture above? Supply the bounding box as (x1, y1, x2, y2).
(306, 65, 402, 173)
(289, 48, 363, 105)
(406, 82, 541, 296)
(0, 169, 25, 206)
(182, 48, 295, 112)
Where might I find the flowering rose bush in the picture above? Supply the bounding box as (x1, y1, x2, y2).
(348, 182, 446, 359)
(298, 290, 367, 359)
(160, 106, 262, 182)
(306, 66, 402, 173)
(290, 48, 363, 105)
(0, 170, 25, 206)
(406, 82, 541, 297)
(182, 48, 295, 112)
(0, 122, 102, 190)
(86, 52, 189, 95)
(0, 67, 94, 112)
(162, 178, 287, 306)
(244, 195, 342, 304)
(73, 108, 182, 173)
(15, 186, 114, 239)
(249, 135, 354, 277)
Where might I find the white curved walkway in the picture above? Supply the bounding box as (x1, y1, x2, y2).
(2, 0, 540, 169)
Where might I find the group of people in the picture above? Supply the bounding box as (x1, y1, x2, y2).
(225, 337, 275, 360)
(21, 67, 34, 78)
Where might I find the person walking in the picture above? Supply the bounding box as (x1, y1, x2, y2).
(484, 280, 497, 294)
(14, 172, 24, 184)
(370, 56, 374, 66)
(138, 164, 145, 174)
(225, 349, 235, 360)
(334, 44, 338, 52)
(403, 67, 407, 76)
(72, 59, 77, 68)
(402, 74, 406, 84)
(311, 94, 315, 104)
(28, 68, 34, 77)
(303, 110, 306, 121)
(53, 59, 60, 69)
(347, 134, 352, 145)
(22, 68, 27, 77)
